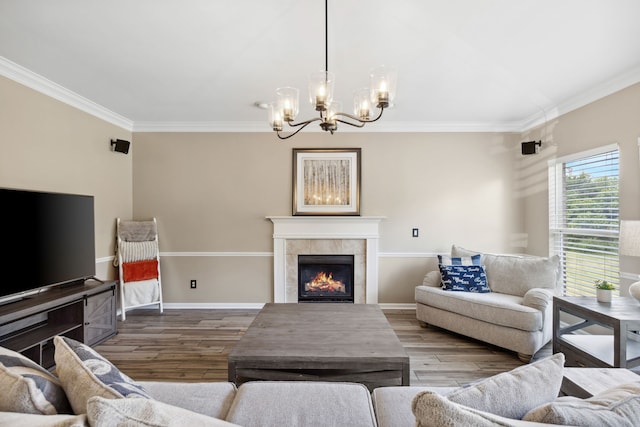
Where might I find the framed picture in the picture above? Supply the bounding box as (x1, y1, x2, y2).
(293, 148, 361, 216)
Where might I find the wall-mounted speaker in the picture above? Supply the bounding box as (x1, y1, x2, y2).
(111, 139, 130, 154)
(521, 140, 542, 155)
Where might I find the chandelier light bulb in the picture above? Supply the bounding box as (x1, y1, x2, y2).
(273, 112, 283, 131)
(370, 66, 397, 109)
(268, 102, 283, 131)
(276, 87, 299, 122)
(325, 101, 341, 132)
(327, 102, 340, 122)
(317, 85, 326, 109)
(309, 71, 334, 111)
(354, 88, 371, 120)
(378, 81, 389, 104)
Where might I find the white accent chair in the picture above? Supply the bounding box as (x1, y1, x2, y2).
(416, 245, 562, 362)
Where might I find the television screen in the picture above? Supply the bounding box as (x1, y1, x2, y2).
(0, 188, 96, 301)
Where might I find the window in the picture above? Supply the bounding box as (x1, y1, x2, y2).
(548, 144, 619, 296)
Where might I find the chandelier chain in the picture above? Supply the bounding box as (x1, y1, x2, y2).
(325, 0, 328, 73)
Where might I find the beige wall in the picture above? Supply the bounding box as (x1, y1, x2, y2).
(0, 76, 133, 280)
(519, 83, 640, 293)
(3, 72, 639, 304)
(132, 131, 523, 304)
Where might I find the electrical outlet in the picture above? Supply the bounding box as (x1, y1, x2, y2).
(412, 228, 419, 238)
(190, 280, 197, 289)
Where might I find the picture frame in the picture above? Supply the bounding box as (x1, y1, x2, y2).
(293, 148, 361, 216)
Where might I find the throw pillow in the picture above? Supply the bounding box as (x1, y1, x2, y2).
(446, 352, 565, 420)
(481, 254, 561, 297)
(451, 245, 562, 297)
(523, 382, 640, 426)
(439, 264, 490, 293)
(411, 391, 512, 426)
(0, 346, 71, 415)
(438, 254, 482, 266)
(87, 396, 241, 427)
(421, 270, 442, 287)
(450, 244, 481, 258)
(54, 336, 151, 415)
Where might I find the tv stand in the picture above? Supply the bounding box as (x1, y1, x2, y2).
(0, 281, 117, 369)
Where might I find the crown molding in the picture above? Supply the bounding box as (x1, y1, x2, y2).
(3, 55, 639, 135)
(133, 120, 524, 133)
(0, 56, 133, 131)
(132, 121, 269, 133)
(519, 64, 640, 133)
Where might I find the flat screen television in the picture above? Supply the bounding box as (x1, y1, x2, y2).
(0, 188, 96, 303)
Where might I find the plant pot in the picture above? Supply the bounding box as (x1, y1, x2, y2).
(596, 288, 612, 303)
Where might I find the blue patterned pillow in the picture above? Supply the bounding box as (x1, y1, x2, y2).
(0, 346, 71, 414)
(54, 336, 151, 414)
(439, 264, 490, 292)
(438, 254, 482, 266)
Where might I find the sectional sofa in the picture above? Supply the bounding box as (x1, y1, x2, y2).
(2, 336, 640, 426)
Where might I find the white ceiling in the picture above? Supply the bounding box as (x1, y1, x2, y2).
(1, 0, 639, 133)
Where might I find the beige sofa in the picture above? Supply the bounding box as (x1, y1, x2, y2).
(2, 338, 640, 426)
(415, 245, 562, 362)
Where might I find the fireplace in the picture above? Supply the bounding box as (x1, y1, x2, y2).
(268, 216, 383, 303)
(298, 255, 354, 303)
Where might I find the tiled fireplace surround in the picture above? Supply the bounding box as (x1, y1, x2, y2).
(268, 216, 383, 304)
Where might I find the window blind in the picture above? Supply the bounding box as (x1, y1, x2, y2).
(549, 146, 619, 296)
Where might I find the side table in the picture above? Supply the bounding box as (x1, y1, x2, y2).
(553, 296, 640, 368)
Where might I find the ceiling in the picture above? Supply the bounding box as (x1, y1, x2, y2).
(1, 0, 639, 133)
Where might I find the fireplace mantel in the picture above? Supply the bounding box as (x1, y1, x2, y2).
(267, 216, 384, 304)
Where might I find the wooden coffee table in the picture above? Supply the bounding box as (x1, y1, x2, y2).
(227, 303, 410, 391)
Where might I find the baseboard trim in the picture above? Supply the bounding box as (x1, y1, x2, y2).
(379, 303, 417, 310)
(146, 302, 416, 310)
(163, 303, 266, 310)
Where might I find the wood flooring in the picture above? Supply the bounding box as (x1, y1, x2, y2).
(94, 308, 552, 387)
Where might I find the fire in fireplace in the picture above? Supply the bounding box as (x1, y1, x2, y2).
(298, 255, 354, 303)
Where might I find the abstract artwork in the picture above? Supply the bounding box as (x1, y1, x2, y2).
(292, 148, 361, 215)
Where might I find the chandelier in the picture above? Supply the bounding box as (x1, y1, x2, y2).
(266, 0, 397, 140)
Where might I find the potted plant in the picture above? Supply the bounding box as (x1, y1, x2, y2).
(595, 279, 615, 303)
